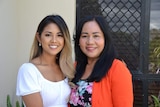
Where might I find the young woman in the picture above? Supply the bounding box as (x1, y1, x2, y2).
(69, 15, 133, 107)
(16, 14, 75, 107)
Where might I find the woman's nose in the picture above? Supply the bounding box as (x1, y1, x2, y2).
(87, 37, 94, 44)
(51, 35, 57, 42)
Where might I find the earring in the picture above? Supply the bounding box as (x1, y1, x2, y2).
(39, 43, 41, 46)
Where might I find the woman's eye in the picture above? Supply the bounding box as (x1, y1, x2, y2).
(57, 33, 63, 37)
(58, 34, 63, 37)
(45, 34, 51, 36)
(94, 35, 99, 38)
(81, 35, 87, 38)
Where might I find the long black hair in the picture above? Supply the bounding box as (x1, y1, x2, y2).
(73, 15, 117, 82)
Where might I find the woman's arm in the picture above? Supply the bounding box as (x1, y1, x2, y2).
(111, 60, 133, 107)
(22, 92, 43, 107)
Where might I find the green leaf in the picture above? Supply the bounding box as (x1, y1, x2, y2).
(7, 95, 12, 107)
(151, 95, 160, 107)
(16, 101, 20, 107)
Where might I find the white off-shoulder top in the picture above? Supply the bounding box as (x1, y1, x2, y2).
(16, 63, 70, 107)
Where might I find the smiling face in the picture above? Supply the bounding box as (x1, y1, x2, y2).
(37, 23, 64, 57)
(79, 20, 105, 60)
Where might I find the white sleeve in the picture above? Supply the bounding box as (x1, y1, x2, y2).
(16, 63, 41, 96)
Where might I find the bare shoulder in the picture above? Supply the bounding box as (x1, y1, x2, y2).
(30, 57, 40, 65)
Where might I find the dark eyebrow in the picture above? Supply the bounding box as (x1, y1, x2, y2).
(81, 32, 88, 35)
(57, 32, 62, 34)
(57, 32, 63, 35)
(93, 32, 100, 34)
(44, 31, 52, 34)
(44, 31, 62, 34)
(81, 32, 100, 34)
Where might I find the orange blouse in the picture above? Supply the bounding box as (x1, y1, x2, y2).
(92, 59, 133, 107)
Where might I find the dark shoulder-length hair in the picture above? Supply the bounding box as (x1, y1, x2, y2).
(73, 15, 117, 82)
